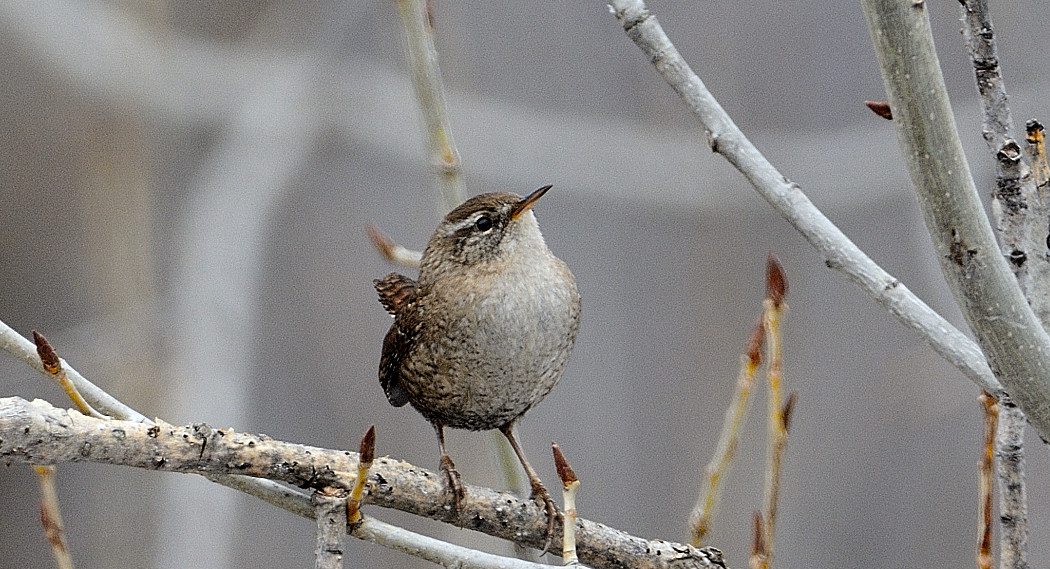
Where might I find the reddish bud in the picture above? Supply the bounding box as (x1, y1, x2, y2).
(865, 101, 893, 120)
(359, 425, 376, 465)
(747, 318, 765, 367)
(766, 254, 787, 308)
(366, 224, 396, 260)
(781, 392, 797, 432)
(751, 511, 766, 556)
(32, 331, 61, 374)
(552, 442, 578, 485)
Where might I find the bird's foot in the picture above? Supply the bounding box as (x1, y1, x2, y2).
(439, 454, 465, 517)
(529, 480, 561, 556)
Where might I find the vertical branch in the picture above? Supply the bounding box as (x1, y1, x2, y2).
(689, 318, 763, 546)
(977, 392, 997, 569)
(1022, 120, 1050, 323)
(757, 255, 790, 569)
(996, 396, 1029, 569)
(553, 443, 581, 566)
(36, 465, 75, 569)
(960, 0, 1050, 329)
(958, 6, 1036, 568)
(862, 0, 1050, 441)
(312, 487, 348, 569)
(960, 0, 1013, 150)
(749, 512, 766, 569)
(347, 425, 376, 525)
(395, 0, 466, 213)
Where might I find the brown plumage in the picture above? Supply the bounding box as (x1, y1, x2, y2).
(373, 186, 581, 549)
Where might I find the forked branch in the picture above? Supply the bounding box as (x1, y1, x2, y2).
(606, 0, 1002, 400)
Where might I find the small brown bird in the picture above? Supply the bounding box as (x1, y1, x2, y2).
(374, 185, 581, 543)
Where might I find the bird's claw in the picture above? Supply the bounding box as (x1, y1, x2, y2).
(440, 454, 465, 517)
(530, 482, 561, 556)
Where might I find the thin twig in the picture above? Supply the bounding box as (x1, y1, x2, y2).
(32, 331, 105, 419)
(35, 465, 74, 569)
(366, 223, 423, 269)
(354, 515, 584, 569)
(748, 511, 765, 569)
(689, 318, 762, 546)
(606, 0, 1002, 398)
(977, 392, 997, 569)
(0, 320, 144, 422)
(553, 442, 581, 566)
(394, 0, 466, 213)
(758, 256, 790, 569)
(347, 425, 376, 525)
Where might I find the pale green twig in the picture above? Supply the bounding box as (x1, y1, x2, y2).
(394, 0, 466, 213)
(689, 319, 762, 546)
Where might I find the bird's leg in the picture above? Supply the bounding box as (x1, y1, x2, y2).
(499, 423, 559, 554)
(433, 423, 464, 515)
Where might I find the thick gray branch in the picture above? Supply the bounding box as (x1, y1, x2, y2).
(961, 0, 1050, 328)
(862, 0, 1050, 440)
(607, 0, 1001, 395)
(0, 397, 723, 569)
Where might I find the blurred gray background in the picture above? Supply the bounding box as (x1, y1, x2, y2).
(3, 1, 1050, 568)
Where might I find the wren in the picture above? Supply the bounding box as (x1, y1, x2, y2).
(374, 185, 581, 547)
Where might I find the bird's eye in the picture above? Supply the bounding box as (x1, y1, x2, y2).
(474, 215, 493, 232)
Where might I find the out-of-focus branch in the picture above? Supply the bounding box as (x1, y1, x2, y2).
(756, 257, 791, 569)
(862, 0, 1050, 440)
(35, 465, 74, 569)
(606, 0, 1001, 398)
(0, 0, 947, 216)
(395, 0, 466, 213)
(977, 392, 997, 569)
(689, 320, 762, 546)
(366, 223, 423, 268)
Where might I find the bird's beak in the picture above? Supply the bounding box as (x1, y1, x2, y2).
(510, 185, 553, 220)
